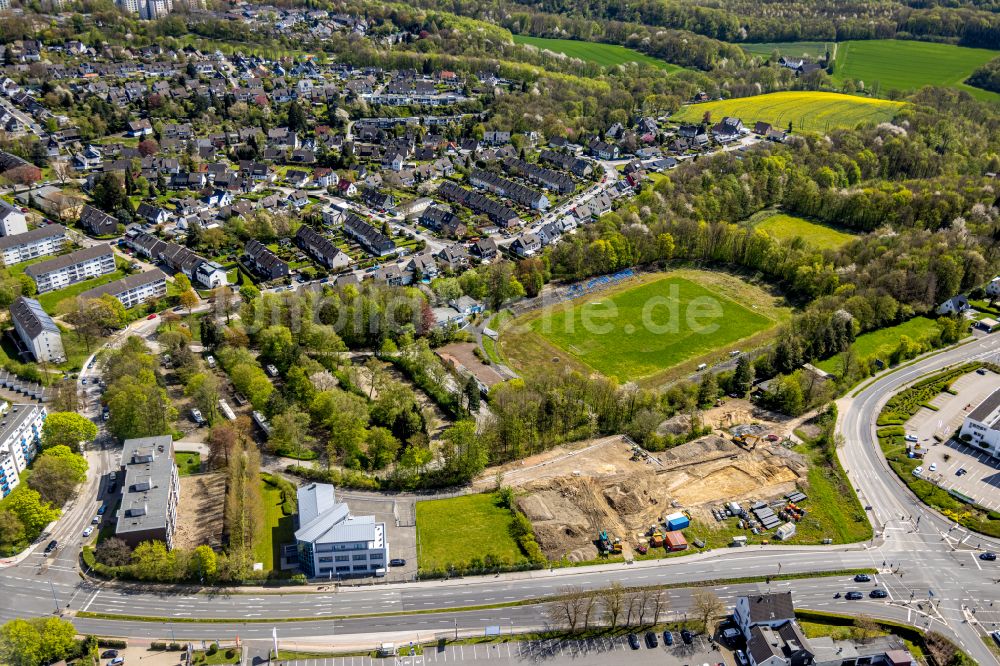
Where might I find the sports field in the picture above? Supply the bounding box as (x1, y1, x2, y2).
(513, 35, 681, 72)
(833, 40, 1000, 103)
(503, 271, 784, 384)
(672, 91, 903, 133)
(754, 213, 856, 250)
(815, 317, 941, 373)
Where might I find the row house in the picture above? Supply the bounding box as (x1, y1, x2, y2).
(469, 168, 549, 211)
(125, 229, 227, 289)
(244, 239, 290, 280)
(78, 205, 119, 236)
(503, 157, 575, 195)
(419, 206, 466, 239)
(438, 181, 520, 229)
(294, 225, 352, 270)
(343, 213, 396, 256)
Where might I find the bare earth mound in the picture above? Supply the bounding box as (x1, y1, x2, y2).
(174, 473, 226, 551)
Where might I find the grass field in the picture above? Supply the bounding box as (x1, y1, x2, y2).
(741, 41, 833, 59)
(503, 271, 782, 384)
(753, 212, 856, 250)
(416, 494, 524, 572)
(174, 451, 202, 476)
(815, 317, 941, 373)
(672, 91, 904, 133)
(513, 35, 681, 72)
(833, 40, 1000, 103)
(254, 478, 295, 573)
(38, 269, 128, 314)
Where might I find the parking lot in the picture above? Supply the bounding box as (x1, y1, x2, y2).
(333, 492, 418, 582)
(905, 368, 1000, 511)
(262, 634, 730, 666)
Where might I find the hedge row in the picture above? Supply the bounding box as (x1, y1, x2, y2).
(877, 363, 980, 425)
(285, 464, 381, 491)
(261, 472, 298, 516)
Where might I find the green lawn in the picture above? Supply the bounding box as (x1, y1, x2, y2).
(741, 41, 834, 59)
(527, 275, 774, 381)
(513, 35, 681, 72)
(672, 91, 904, 133)
(815, 317, 941, 373)
(38, 269, 127, 314)
(833, 40, 1000, 103)
(754, 213, 856, 250)
(175, 451, 201, 476)
(254, 477, 296, 573)
(416, 494, 524, 573)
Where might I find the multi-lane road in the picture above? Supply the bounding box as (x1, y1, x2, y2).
(2, 330, 999, 662)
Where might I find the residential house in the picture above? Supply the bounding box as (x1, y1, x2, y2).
(79, 269, 167, 308)
(294, 226, 351, 270)
(0, 225, 67, 265)
(589, 140, 618, 160)
(511, 233, 541, 257)
(438, 182, 521, 228)
(0, 402, 48, 498)
(469, 168, 549, 211)
(503, 157, 575, 195)
(343, 213, 396, 256)
(10, 296, 64, 363)
(78, 204, 118, 236)
(937, 295, 970, 316)
(24, 245, 117, 294)
(0, 200, 27, 237)
(136, 202, 169, 225)
(735, 593, 796, 640)
(244, 239, 290, 280)
(473, 237, 498, 260)
(127, 118, 153, 137)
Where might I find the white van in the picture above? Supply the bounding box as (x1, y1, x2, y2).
(696, 363, 708, 371)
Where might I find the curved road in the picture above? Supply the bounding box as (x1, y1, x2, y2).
(1, 334, 999, 661)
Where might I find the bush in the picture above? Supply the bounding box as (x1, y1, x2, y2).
(96, 639, 127, 649)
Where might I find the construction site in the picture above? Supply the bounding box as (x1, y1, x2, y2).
(478, 402, 810, 562)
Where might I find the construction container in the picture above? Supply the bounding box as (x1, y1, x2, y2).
(664, 531, 688, 551)
(665, 512, 690, 531)
(650, 534, 664, 548)
(731, 535, 747, 547)
(776, 522, 796, 541)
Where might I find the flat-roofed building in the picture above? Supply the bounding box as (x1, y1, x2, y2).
(294, 483, 388, 578)
(959, 388, 1000, 459)
(114, 435, 179, 548)
(0, 402, 47, 498)
(78, 269, 167, 308)
(24, 245, 116, 293)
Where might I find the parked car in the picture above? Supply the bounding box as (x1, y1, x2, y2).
(681, 629, 693, 644)
(913, 466, 924, 477)
(191, 408, 205, 425)
(722, 627, 740, 641)
(109, 657, 125, 666)
(627, 633, 640, 650)
(663, 631, 673, 646)
(980, 552, 997, 561)
(854, 573, 871, 582)
(97, 504, 107, 515)
(92, 515, 100, 524)
(100, 650, 118, 659)
(929, 463, 937, 472)
(644, 631, 658, 648)
(389, 558, 406, 567)
(146, 313, 157, 320)
(977, 368, 987, 376)
(735, 649, 748, 666)
(870, 589, 888, 598)
(83, 526, 94, 537)
(845, 591, 864, 600)
(956, 467, 967, 476)
(904, 435, 918, 442)
(44, 540, 58, 555)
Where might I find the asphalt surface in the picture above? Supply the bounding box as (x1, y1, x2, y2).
(2, 327, 1000, 663)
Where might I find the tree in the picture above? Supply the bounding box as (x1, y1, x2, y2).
(190, 544, 218, 580)
(650, 589, 669, 625)
(464, 375, 481, 411)
(268, 408, 314, 457)
(258, 325, 297, 371)
(691, 589, 725, 634)
(853, 614, 881, 641)
(27, 446, 88, 507)
(91, 171, 129, 214)
(179, 288, 199, 314)
(41, 412, 98, 452)
(213, 286, 234, 323)
(2, 487, 59, 535)
(137, 138, 159, 156)
(365, 427, 400, 470)
(207, 422, 238, 469)
(0, 510, 25, 547)
(601, 582, 626, 628)
(732, 355, 755, 396)
(696, 372, 718, 408)
(286, 100, 308, 133)
(483, 261, 525, 310)
(439, 420, 488, 483)
(95, 537, 133, 567)
(0, 617, 76, 666)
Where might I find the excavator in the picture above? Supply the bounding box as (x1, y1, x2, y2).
(598, 530, 622, 555)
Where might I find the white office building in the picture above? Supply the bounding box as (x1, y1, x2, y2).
(294, 483, 388, 578)
(958, 388, 1000, 459)
(0, 200, 28, 237)
(79, 269, 167, 308)
(24, 245, 116, 293)
(10, 296, 64, 363)
(0, 402, 47, 498)
(0, 225, 67, 265)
